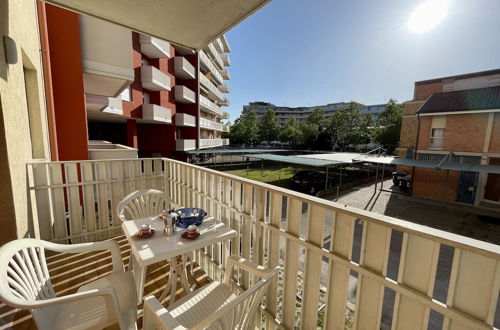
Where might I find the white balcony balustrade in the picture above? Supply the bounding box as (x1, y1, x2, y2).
(199, 95, 223, 117)
(218, 84, 230, 93)
(220, 35, 231, 53)
(199, 74, 224, 102)
(142, 104, 172, 124)
(174, 85, 196, 104)
(176, 139, 196, 151)
(141, 65, 171, 91)
(25, 158, 500, 330)
(199, 117, 226, 132)
(199, 50, 223, 85)
(218, 98, 230, 107)
(221, 54, 230, 66)
(88, 140, 138, 160)
(174, 56, 196, 80)
(222, 111, 230, 119)
(199, 138, 225, 149)
(214, 37, 224, 54)
(206, 43, 224, 69)
(175, 113, 197, 127)
(139, 35, 171, 58)
(220, 69, 230, 80)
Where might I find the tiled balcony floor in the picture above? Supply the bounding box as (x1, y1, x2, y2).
(0, 236, 211, 330)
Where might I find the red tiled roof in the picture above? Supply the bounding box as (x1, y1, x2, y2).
(417, 86, 500, 114)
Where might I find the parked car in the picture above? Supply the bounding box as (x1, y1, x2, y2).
(290, 170, 327, 195)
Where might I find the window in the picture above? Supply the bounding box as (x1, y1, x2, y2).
(429, 128, 445, 149)
(429, 116, 446, 149)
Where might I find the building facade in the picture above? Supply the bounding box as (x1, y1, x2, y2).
(243, 101, 386, 126)
(398, 69, 500, 206)
(44, 5, 230, 161)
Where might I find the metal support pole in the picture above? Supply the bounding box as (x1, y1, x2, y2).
(246, 157, 250, 177)
(374, 163, 379, 193)
(278, 162, 282, 181)
(380, 163, 385, 191)
(325, 166, 329, 190)
(261, 160, 264, 176)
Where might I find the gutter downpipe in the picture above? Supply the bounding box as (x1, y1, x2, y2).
(409, 112, 420, 196)
(36, 1, 59, 161)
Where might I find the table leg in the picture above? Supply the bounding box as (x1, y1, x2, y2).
(131, 255, 146, 305)
(158, 255, 193, 303)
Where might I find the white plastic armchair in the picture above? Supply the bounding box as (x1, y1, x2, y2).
(143, 256, 280, 330)
(0, 238, 137, 330)
(117, 189, 167, 223)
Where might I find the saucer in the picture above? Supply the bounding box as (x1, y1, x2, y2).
(181, 231, 200, 240)
(135, 229, 155, 239)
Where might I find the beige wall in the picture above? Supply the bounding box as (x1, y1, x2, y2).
(0, 0, 50, 244)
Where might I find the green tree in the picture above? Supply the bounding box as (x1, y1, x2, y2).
(228, 110, 258, 145)
(279, 117, 302, 147)
(299, 122, 320, 148)
(375, 99, 403, 149)
(258, 109, 280, 143)
(306, 107, 325, 127)
(326, 103, 372, 150)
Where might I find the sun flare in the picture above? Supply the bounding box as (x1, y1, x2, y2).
(408, 0, 449, 33)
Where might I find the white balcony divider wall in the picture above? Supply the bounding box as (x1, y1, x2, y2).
(26, 158, 500, 330)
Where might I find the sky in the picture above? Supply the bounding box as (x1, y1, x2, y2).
(224, 0, 500, 120)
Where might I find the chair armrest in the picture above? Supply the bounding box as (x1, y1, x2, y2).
(143, 296, 186, 330)
(42, 240, 124, 273)
(223, 256, 273, 286)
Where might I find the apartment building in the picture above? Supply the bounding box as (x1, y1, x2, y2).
(398, 69, 500, 206)
(43, 5, 230, 161)
(243, 101, 386, 126)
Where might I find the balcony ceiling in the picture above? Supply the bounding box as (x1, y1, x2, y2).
(42, 0, 272, 50)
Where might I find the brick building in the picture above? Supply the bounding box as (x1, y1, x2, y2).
(398, 69, 500, 206)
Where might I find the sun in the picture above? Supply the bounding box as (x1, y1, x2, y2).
(408, 0, 449, 33)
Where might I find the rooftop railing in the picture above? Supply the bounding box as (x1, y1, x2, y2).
(26, 158, 500, 329)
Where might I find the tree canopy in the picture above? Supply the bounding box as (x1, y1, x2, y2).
(279, 117, 302, 147)
(228, 110, 258, 145)
(258, 108, 280, 143)
(374, 99, 403, 149)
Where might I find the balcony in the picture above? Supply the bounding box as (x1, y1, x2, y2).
(199, 138, 225, 149)
(139, 35, 171, 58)
(214, 37, 224, 54)
(222, 111, 230, 119)
(220, 34, 231, 53)
(141, 65, 171, 91)
(199, 50, 223, 85)
(220, 69, 230, 80)
(22, 158, 500, 330)
(205, 43, 224, 69)
(218, 98, 230, 107)
(79, 15, 134, 97)
(199, 74, 224, 102)
(174, 85, 196, 104)
(142, 104, 172, 124)
(176, 139, 196, 151)
(87, 140, 138, 160)
(199, 117, 226, 132)
(85, 94, 123, 115)
(218, 83, 230, 93)
(221, 54, 231, 66)
(175, 113, 196, 127)
(174, 56, 196, 80)
(199, 95, 223, 117)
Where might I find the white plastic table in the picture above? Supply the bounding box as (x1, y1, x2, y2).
(122, 217, 237, 304)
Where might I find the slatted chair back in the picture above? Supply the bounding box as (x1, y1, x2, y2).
(117, 189, 167, 222)
(201, 269, 279, 329)
(0, 239, 56, 308)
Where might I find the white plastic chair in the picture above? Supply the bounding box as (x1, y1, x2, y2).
(117, 189, 167, 223)
(143, 256, 280, 330)
(0, 238, 138, 330)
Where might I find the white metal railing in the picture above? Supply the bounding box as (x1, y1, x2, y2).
(27, 158, 500, 330)
(199, 117, 226, 132)
(199, 50, 224, 85)
(199, 74, 224, 102)
(199, 95, 223, 117)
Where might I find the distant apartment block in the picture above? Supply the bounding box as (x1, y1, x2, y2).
(43, 5, 230, 161)
(243, 101, 386, 126)
(398, 69, 500, 206)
